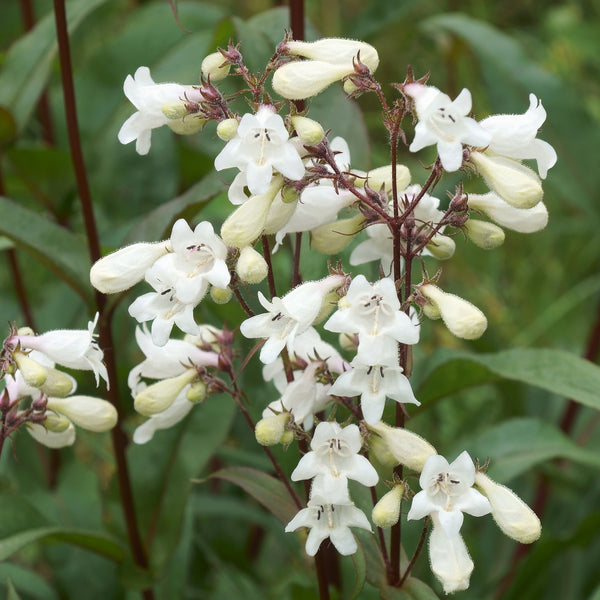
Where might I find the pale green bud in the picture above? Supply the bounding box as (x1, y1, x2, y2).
(46, 395, 118, 433)
(313, 290, 343, 325)
(475, 472, 541, 543)
(343, 79, 358, 95)
(167, 116, 205, 135)
(236, 246, 268, 284)
(17, 327, 35, 336)
(291, 116, 324, 144)
(338, 332, 358, 352)
(464, 219, 505, 249)
(186, 380, 207, 404)
(263, 191, 298, 235)
(255, 412, 290, 446)
(44, 411, 72, 433)
(311, 215, 366, 254)
(39, 367, 76, 397)
(161, 102, 188, 120)
(210, 286, 233, 304)
(14, 351, 47, 387)
(355, 165, 411, 195)
(286, 39, 379, 71)
(419, 284, 487, 340)
(372, 484, 405, 528)
(221, 178, 283, 248)
(216, 118, 239, 141)
(134, 369, 197, 417)
(368, 422, 437, 472)
(470, 151, 543, 209)
(425, 234, 456, 260)
(201, 51, 230, 81)
(280, 429, 294, 445)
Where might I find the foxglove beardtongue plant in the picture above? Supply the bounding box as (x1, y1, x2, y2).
(55, 33, 558, 598)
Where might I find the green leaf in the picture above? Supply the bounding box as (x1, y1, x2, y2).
(123, 170, 225, 244)
(0, 526, 125, 562)
(348, 538, 367, 600)
(0, 196, 92, 304)
(0, 0, 109, 134)
(416, 348, 600, 411)
(6, 580, 22, 600)
(0, 107, 17, 146)
(208, 466, 299, 525)
(355, 529, 388, 589)
(379, 577, 440, 600)
(465, 417, 600, 481)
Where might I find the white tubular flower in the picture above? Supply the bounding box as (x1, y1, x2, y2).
(127, 325, 219, 396)
(470, 151, 543, 209)
(46, 395, 118, 433)
(214, 106, 304, 197)
(26, 422, 76, 449)
(404, 83, 491, 171)
(241, 274, 345, 364)
(372, 484, 404, 528)
(474, 472, 541, 543)
(90, 241, 170, 294)
(285, 496, 372, 556)
(15, 314, 108, 387)
(128, 259, 200, 347)
(118, 66, 202, 155)
(367, 421, 437, 472)
(273, 39, 379, 100)
(291, 422, 378, 504)
(429, 513, 474, 594)
(407, 452, 491, 538)
(419, 284, 487, 340)
(479, 94, 557, 179)
(263, 362, 328, 430)
(133, 388, 195, 444)
(330, 362, 418, 426)
(468, 192, 548, 233)
(325, 275, 420, 344)
(169, 219, 230, 303)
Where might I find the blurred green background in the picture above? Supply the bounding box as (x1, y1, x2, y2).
(1, 1, 599, 599)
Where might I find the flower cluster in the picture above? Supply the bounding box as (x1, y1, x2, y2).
(0, 316, 115, 447)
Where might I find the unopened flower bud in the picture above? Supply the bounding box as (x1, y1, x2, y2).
(39, 368, 76, 397)
(161, 102, 188, 120)
(14, 351, 47, 387)
(273, 61, 353, 100)
(464, 219, 505, 249)
(419, 284, 487, 340)
(368, 422, 437, 472)
(255, 412, 291, 446)
(27, 422, 76, 448)
(313, 290, 343, 325)
(263, 191, 298, 234)
(355, 165, 411, 195)
(425, 234, 456, 260)
(46, 395, 118, 432)
(338, 332, 358, 352)
(17, 327, 35, 336)
(186, 380, 207, 404)
(470, 152, 543, 209)
(236, 246, 268, 284)
(468, 192, 548, 233)
(286, 39, 379, 71)
(311, 215, 366, 254)
(343, 79, 358, 95)
(167, 116, 205, 135)
(372, 484, 404, 528)
(44, 411, 72, 433)
(291, 116, 324, 144)
(220, 178, 282, 248)
(216, 118, 239, 141)
(90, 242, 169, 294)
(474, 472, 541, 543)
(134, 369, 197, 416)
(201, 51, 231, 81)
(210, 286, 233, 304)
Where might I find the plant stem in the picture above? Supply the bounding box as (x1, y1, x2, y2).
(52, 3, 153, 597)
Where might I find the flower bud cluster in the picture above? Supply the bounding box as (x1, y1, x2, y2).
(1, 317, 115, 448)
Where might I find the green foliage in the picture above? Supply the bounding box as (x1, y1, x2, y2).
(1, 1, 599, 599)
